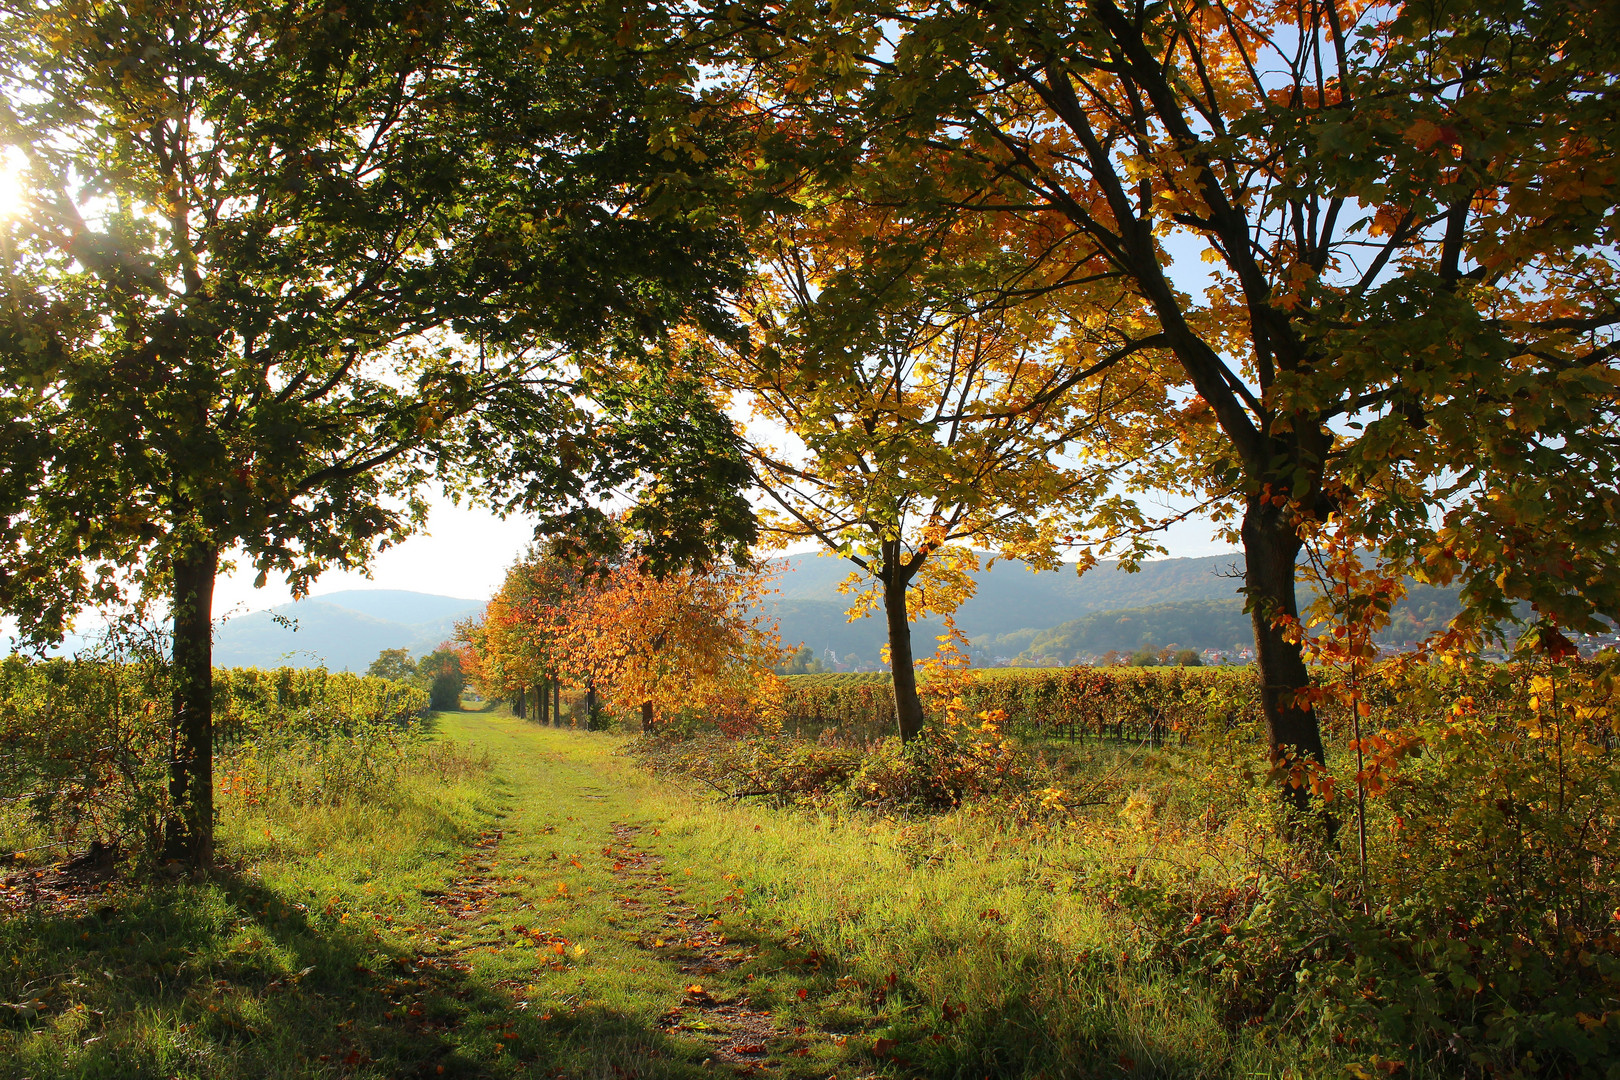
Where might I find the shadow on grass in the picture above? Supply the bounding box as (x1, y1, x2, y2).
(0, 868, 717, 1080)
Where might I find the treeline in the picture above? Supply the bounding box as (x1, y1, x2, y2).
(456, 544, 782, 732)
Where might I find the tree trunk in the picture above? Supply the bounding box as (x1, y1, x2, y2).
(882, 563, 925, 743)
(586, 680, 597, 728)
(537, 680, 548, 725)
(164, 542, 217, 868)
(514, 687, 525, 719)
(1241, 496, 1329, 817)
(553, 678, 561, 728)
(641, 700, 654, 733)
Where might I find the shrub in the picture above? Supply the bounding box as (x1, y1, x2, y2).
(849, 705, 1027, 811)
(0, 647, 430, 863)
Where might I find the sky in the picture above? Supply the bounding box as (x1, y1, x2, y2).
(213, 489, 1239, 616)
(214, 231, 1239, 615)
(212, 495, 541, 616)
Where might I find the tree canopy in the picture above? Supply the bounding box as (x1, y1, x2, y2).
(702, 0, 1620, 801)
(0, 0, 758, 863)
(459, 541, 782, 731)
(702, 199, 1164, 739)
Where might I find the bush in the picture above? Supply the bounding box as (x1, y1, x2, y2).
(429, 671, 463, 711)
(849, 705, 1027, 811)
(0, 647, 430, 864)
(415, 648, 465, 710)
(640, 701, 1031, 814)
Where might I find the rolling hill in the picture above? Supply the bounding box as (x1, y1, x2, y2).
(766, 552, 1461, 665)
(213, 590, 483, 672)
(200, 552, 1460, 673)
(763, 552, 1249, 663)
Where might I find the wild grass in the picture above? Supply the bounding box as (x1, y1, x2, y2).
(4, 698, 1614, 1079)
(637, 702, 1620, 1079)
(637, 737, 1309, 1078)
(0, 714, 498, 1080)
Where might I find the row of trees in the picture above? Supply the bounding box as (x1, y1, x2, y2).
(456, 542, 781, 732)
(1, 0, 1614, 861)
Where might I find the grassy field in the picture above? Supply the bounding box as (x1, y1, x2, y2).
(1, 706, 1290, 1080)
(8, 702, 1610, 1078)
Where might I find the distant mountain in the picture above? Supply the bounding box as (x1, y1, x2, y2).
(763, 552, 1248, 664)
(763, 552, 1460, 665)
(1015, 599, 1253, 662)
(214, 590, 483, 672)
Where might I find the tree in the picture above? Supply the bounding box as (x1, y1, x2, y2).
(458, 545, 781, 731)
(704, 206, 1163, 741)
(715, 0, 1620, 801)
(563, 558, 782, 731)
(366, 648, 418, 684)
(0, 0, 753, 865)
(775, 644, 825, 675)
(416, 647, 465, 712)
(456, 546, 582, 722)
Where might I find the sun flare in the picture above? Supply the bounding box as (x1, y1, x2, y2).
(0, 150, 27, 219)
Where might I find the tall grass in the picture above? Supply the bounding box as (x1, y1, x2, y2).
(0, 708, 496, 1080)
(0, 643, 431, 863)
(642, 656, 1620, 1078)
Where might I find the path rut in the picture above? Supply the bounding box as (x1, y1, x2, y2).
(607, 823, 786, 1075)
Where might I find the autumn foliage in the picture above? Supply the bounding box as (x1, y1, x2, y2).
(459, 547, 784, 731)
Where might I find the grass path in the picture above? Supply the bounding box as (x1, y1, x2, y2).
(3, 708, 1248, 1079)
(414, 709, 850, 1079)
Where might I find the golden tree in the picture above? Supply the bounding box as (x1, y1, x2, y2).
(705, 203, 1171, 740)
(559, 560, 784, 731)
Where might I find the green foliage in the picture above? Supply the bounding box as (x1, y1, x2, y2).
(414, 648, 466, 712)
(0, 651, 172, 861)
(0, 658, 428, 862)
(0, 0, 761, 865)
(366, 648, 417, 683)
(0, 0, 760, 637)
(774, 644, 826, 675)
